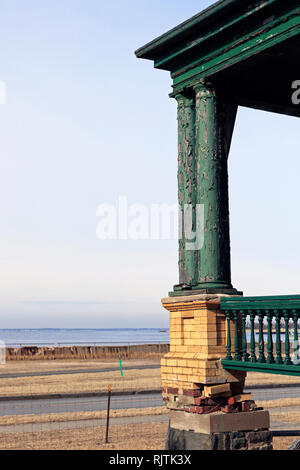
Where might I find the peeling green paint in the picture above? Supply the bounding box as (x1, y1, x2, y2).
(175, 82, 237, 292)
(154, 0, 279, 70)
(176, 93, 197, 286)
(172, 7, 300, 91)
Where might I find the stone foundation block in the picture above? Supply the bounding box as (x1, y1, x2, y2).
(169, 409, 270, 434)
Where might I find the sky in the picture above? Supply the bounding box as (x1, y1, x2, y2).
(0, 0, 299, 328)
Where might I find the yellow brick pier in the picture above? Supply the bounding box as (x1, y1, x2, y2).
(161, 294, 245, 395)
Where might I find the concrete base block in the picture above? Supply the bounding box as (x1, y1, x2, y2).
(170, 409, 270, 434)
(166, 410, 272, 450)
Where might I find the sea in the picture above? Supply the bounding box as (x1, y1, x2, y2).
(0, 329, 288, 349)
(0, 329, 170, 348)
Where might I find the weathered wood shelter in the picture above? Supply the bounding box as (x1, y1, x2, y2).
(136, 0, 300, 450)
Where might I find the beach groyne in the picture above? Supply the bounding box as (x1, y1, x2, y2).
(6, 343, 170, 361)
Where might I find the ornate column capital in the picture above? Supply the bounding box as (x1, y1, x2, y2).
(192, 80, 216, 98)
(174, 92, 194, 109)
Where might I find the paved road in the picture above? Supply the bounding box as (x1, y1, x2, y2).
(0, 393, 164, 417)
(246, 386, 300, 402)
(0, 364, 160, 379)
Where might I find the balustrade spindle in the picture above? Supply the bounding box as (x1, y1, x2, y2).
(283, 310, 292, 365)
(266, 310, 274, 364)
(249, 310, 256, 362)
(258, 310, 265, 363)
(225, 310, 232, 360)
(275, 310, 283, 364)
(233, 310, 241, 361)
(292, 309, 299, 364)
(241, 310, 247, 361)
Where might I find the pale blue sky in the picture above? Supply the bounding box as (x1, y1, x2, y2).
(0, 0, 299, 328)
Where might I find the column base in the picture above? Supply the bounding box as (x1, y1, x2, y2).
(166, 410, 272, 450)
(169, 287, 243, 297)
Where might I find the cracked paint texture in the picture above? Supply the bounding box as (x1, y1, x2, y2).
(176, 82, 236, 290)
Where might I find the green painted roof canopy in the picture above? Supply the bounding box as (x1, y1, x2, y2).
(136, 0, 300, 117)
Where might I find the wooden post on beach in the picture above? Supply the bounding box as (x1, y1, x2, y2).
(105, 384, 111, 443)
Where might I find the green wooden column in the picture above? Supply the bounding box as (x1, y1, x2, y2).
(194, 82, 233, 290)
(173, 81, 239, 295)
(175, 93, 197, 287)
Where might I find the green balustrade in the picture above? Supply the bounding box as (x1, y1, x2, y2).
(220, 296, 300, 377)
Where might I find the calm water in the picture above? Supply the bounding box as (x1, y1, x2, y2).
(0, 330, 290, 348)
(0, 329, 170, 347)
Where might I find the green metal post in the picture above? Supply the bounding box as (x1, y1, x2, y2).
(118, 353, 124, 377)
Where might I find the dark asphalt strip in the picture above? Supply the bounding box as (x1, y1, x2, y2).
(0, 385, 299, 405)
(0, 389, 162, 402)
(0, 393, 164, 417)
(0, 363, 160, 379)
